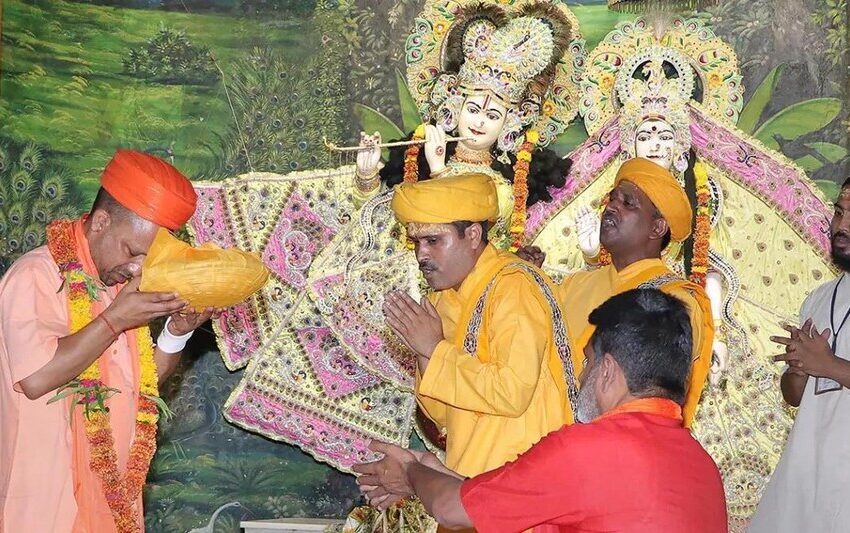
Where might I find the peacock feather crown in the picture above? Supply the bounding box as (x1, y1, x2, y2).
(457, 15, 558, 107)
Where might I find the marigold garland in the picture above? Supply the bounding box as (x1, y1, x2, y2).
(400, 125, 535, 252)
(46, 218, 161, 533)
(403, 124, 426, 184)
(509, 131, 537, 252)
(689, 161, 712, 287)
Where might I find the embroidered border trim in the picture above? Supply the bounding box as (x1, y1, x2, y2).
(462, 262, 579, 410)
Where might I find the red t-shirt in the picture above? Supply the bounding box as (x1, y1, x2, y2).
(460, 399, 727, 533)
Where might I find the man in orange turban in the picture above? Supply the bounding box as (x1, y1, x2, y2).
(100, 148, 198, 231)
(521, 157, 714, 426)
(0, 150, 212, 532)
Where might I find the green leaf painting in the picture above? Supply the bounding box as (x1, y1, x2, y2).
(815, 179, 841, 199)
(396, 69, 422, 134)
(754, 98, 842, 150)
(738, 65, 783, 135)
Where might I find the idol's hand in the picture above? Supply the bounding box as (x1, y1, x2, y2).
(103, 277, 187, 333)
(356, 131, 383, 176)
(709, 339, 728, 387)
(423, 124, 448, 176)
(382, 291, 444, 358)
(575, 205, 601, 259)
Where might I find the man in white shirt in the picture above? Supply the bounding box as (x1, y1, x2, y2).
(751, 176, 850, 532)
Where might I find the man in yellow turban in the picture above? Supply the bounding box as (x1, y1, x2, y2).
(543, 157, 714, 426)
(379, 173, 576, 482)
(0, 150, 214, 533)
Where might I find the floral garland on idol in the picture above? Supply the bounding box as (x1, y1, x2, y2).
(401, 124, 535, 252)
(402, 125, 426, 184)
(597, 163, 711, 288)
(689, 161, 711, 286)
(510, 130, 536, 253)
(46, 219, 167, 533)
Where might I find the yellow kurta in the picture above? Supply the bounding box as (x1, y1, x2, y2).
(558, 258, 713, 427)
(417, 245, 574, 477)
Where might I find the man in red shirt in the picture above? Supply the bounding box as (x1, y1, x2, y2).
(354, 288, 727, 532)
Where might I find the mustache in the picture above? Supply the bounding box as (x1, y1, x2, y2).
(832, 230, 850, 241)
(418, 260, 436, 271)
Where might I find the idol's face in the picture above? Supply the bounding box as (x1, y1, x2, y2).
(456, 94, 507, 151)
(408, 224, 481, 291)
(635, 119, 677, 171)
(830, 187, 850, 271)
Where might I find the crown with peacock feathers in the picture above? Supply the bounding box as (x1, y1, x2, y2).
(407, 0, 585, 151)
(455, 15, 559, 107)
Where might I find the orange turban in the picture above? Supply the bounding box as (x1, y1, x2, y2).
(614, 157, 693, 242)
(101, 149, 197, 230)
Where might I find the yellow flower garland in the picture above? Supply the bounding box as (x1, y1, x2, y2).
(47, 218, 161, 533)
(509, 132, 537, 252)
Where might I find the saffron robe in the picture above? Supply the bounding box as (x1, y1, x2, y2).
(0, 220, 144, 533)
(557, 259, 714, 426)
(417, 244, 576, 477)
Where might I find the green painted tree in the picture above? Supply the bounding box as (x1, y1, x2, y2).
(123, 25, 218, 86)
(347, 0, 424, 126)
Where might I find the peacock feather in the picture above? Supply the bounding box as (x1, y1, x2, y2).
(5, 225, 24, 258)
(18, 143, 43, 174)
(10, 169, 38, 204)
(6, 204, 26, 229)
(40, 171, 71, 203)
(31, 198, 54, 225)
(22, 223, 44, 252)
(0, 137, 84, 276)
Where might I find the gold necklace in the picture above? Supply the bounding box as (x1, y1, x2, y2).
(452, 144, 494, 165)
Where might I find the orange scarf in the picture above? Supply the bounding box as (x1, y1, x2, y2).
(596, 397, 683, 422)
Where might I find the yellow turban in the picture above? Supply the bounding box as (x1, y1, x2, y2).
(391, 173, 499, 225)
(614, 157, 693, 242)
(140, 229, 269, 309)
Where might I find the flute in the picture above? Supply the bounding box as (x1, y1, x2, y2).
(323, 135, 474, 152)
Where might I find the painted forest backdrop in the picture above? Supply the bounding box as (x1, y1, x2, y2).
(1, 0, 848, 531)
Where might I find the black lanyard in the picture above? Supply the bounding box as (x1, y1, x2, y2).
(829, 275, 850, 351)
